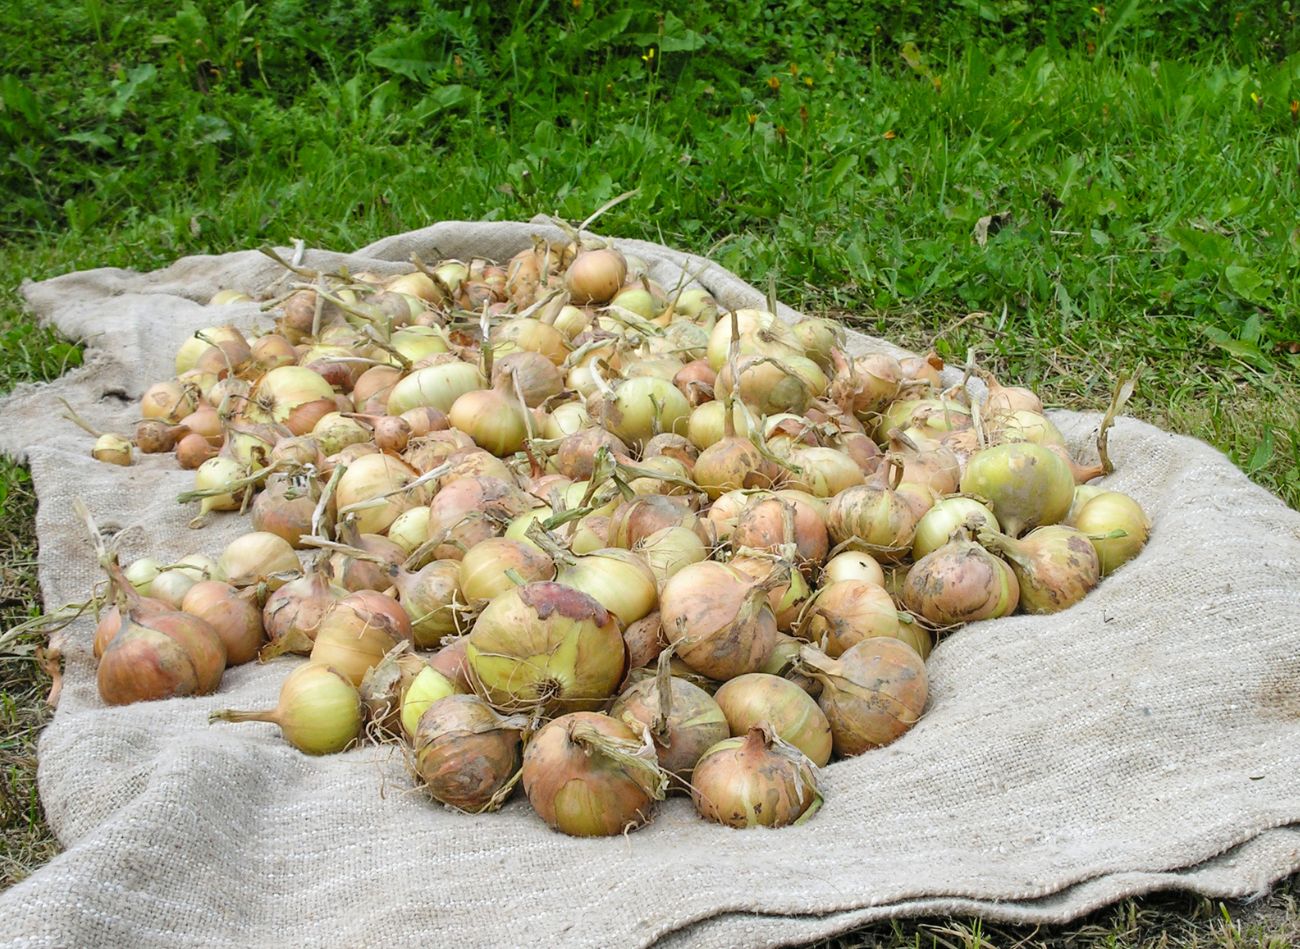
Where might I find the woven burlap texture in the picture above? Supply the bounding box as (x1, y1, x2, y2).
(1, 220, 1298, 949)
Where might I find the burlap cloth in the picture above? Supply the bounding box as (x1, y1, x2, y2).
(2, 221, 1298, 948)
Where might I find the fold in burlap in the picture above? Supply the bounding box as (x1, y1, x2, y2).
(1, 221, 1297, 949)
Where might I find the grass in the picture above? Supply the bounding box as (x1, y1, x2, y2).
(2, 0, 1299, 941)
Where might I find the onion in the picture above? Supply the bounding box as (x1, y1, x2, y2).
(175, 433, 215, 469)
(386, 362, 486, 415)
(782, 446, 865, 498)
(634, 526, 707, 587)
(759, 632, 821, 697)
(425, 476, 535, 561)
(98, 605, 226, 705)
(393, 562, 463, 648)
(398, 665, 458, 739)
(660, 561, 779, 680)
(826, 459, 921, 562)
(960, 443, 1075, 537)
(686, 400, 752, 450)
(900, 351, 944, 388)
(181, 581, 264, 665)
(459, 538, 555, 605)
(147, 568, 196, 609)
(706, 490, 749, 543)
(210, 663, 361, 755)
(803, 580, 902, 659)
(1069, 490, 1151, 575)
(981, 371, 1043, 415)
(466, 582, 625, 715)
(134, 419, 180, 454)
(979, 525, 1100, 614)
(124, 557, 161, 593)
(261, 561, 346, 655)
(728, 555, 811, 631)
(876, 398, 971, 443)
(608, 495, 702, 549)
(888, 429, 961, 495)
(386, 507, 431, 555)
(691, 723, 820, 828)
(492, 351, 563, 407)
(249, 333, 298, 373)
(430, 637, 472, 691)
(242, 366, 336, 435)
(555, 548, 658, 627)
(610, 670, 730, 780)
(141, 380, 198, 424)
(252, 473, 328, 548)
(900, 537, 1019, 626)
(329, 533, 406, 593)
(621, 612, 665, 676)
(991, 410, 1067, 451)
(176, 325, 247, 374)
(791, 318, 839, 369)
(800, 639, 927, 756)
(693, 433, 775, 500)
(673, 359, 716, 406)
(565, 248, 628, 305)
(543, 401, 589, 438)
(821, 551, 885, 587)
(414, 694, 525, 812)
(448, 383, 529, 457)
(553, 428, 629, 480)
(713, 673, 832, 766)
(335, 453, 422, 535)
(493, 318, 570, 365)
(599, 376, 691, 448)
(352, 365, 402, 413)
(218, 531, 300, 591)
(312, 412, 371, 456)
(92, 433, 133, 466)
(704, 309, 793, 370)
(308, 596, 408, 686)
(715, 354, 816, 416)
(731, 496, 828, 571)
(522, 711, 665, 836)
(911, 496, 1000, 561)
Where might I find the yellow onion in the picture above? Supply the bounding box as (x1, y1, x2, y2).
(522, 711, 665, 836)
(803, 580, 901, 659)
(425, 475, 535, 561)
(565, 248, 628, 305)
(821, 551, 885, 588)
(912, 496, 1000, 561)
(98, 603, 226, 705)
(552, 428, 629, 480)
(449, 383, 529, 457)
(399, 666, 458, 739)
(610, 670, 729, 780)
(386, 362, 486, 415)
(147, 568, 196, 609)
(621, 612, 665, 677)
(493, 317, 570, 365)
(465, 582, 625, 715)
(210, 663, 361, 755)
(706, 489, 749, 543)
(981, 371, 1043, 415)
(608, 495, 703, 549)
(140, 380, 198, 423)
(791, 318, 839, 369)
(543, 401, 589, 438)
(960, 443, 1075, 537)
(598, 376, 691, 448)
(335, 453, 422, 535)
(826, 459, 921, 562)
(660, 561, 779, 680)
(176, 325, 247, 375)
(876, 398, 971, 444)
(493, 351, 563, 407)
(252, 473, 329, 549)
(459, 538, 555, 605)
(242, 366, 335, 435)
(261, 561, 346, 655)
(414, 694, 525, 812)
(782, 446, 865, 498)
(829, 350, 901, 419)
(1068, 490, 1151, 575)
(393, 562, 463, 648)
(308, 595, 409, 686)
(218, 531, 300, 592)
(800, 639, 927, 756)
(731, 496, 828, 571)
(713, 673, 832, 766)
(979, 526, 1100, 614)
(704, 309, 795, 370)
(634, 526, 708, 588)
(759, 632, 821, 697)
(312, 412, 370, 456)
(728, 556, 811, 632)
(555, 548, 658, 627)
(715, 354, 815, 416)
(387, 506, 431, 554)
(329, 532, 406, 593)
(900, 537, 1019, 626)
(181, 581, 264, 665)
(686, 400, 752, 450)
(691, 723, 820, 828)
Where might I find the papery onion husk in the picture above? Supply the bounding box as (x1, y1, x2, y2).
(713, 673, 832, 766)
(465, 582, 625, 715)
(659, 561, 779, 681)
(261, 560, 346, 655)
(522, 711, 665, 836)
(621, 612, 666, 678)
(1068, 490, 1150, 575)
(691, 723, 820, 829)
(608, 495, 703, 549)
(900, 537, 1019, 626)
(610, 672, 730, 780)
(414, 694, 525, 812)
(960, 442, 1074, 537)
(979, 525, 1100, 615)
(211, 662, 361, 755)
(181, 580, 264, 665)
(800, 639, 927, 756)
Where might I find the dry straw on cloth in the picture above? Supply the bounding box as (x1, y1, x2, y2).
(2, 221, 1299, 949)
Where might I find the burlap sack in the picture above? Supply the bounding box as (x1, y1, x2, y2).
(2, 221, 1297, 949)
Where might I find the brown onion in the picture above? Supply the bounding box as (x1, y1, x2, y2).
(900, 537, 1019, 626)
(691, 723, 820, 828)
(713, 673, 832, 766)
(659, 561, 779, 681)
(979, 526, 1100, 615)
(610, 670, 730, 780)
(414, 694, 525, 812)
(801, 640, 927, 756)
(182, 581, 264, 665)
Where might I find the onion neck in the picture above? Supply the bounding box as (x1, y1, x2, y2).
(209, 707, 280, 726)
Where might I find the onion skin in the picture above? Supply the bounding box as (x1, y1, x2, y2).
(980, 526, 1100, 615)
(911, 497, 1000, 561)
(610, 676, 730, 779)
(801, 640, 927, 756)
(960, 443, 1074, 538)
(458, 538, 555, 605)
(394, 562, 464, 648)
(555, 549, 658, 628)
(1069, 491, 1151, 575)
(900, 539, 1019, 626)
(565, 249, 628, 305)
(731, 496, 828, 572)
(261, 565, 345, 654)
(414, 694, 523, 812)
(522, 711, 663, 836)
(465, 582, 626, 716)
(98, 608, 227, 705)
(691, 724, 820, 829)
(826, 464, 921, 563)
(713, 674, 832, 766)
(804, 580, 900, 659)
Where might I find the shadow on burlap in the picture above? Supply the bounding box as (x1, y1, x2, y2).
(1, 221, 1298, 948)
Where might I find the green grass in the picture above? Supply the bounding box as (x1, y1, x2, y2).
(2, 0, 1299, 940)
